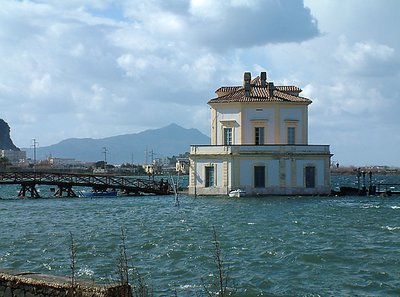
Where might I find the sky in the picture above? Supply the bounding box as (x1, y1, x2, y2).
(0, 0, 399, 166)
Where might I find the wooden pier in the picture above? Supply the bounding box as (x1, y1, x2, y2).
(0, 171, 173, 198)
(332, 169, 400, 196)
(334, 183, 400, 196)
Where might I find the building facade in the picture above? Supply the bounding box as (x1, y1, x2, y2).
(48, 157, 81, 167)
(0, 149, 26, 165)
(189, 72, 332, 196)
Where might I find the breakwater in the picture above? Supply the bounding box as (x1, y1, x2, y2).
(0, 269, 130, 297)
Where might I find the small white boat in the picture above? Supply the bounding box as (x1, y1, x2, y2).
(228, 189, 246, 198)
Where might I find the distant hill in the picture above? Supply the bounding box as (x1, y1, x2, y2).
(0, 119, 19, 151)
(25, 123, 210, 164)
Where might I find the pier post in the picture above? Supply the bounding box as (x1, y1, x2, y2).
(357, 168, 361, 194)
(18, 182, 40, 198)
(368, 171, 375, 195)
(54, 185, 77, 197)
(362, 171, 366, 194)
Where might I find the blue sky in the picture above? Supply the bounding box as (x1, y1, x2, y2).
(0, 0, 399, 166)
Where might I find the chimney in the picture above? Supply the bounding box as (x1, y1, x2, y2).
(268, 82, 275, 98)
(260, 72, 267, 87)
(243, 72, 251, 96)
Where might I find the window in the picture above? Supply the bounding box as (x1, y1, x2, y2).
(254, 166, 265, 188)
(255, 127, 264, 145)
(305, 166, 315, 188)
(285, 120, 298, 145)
(251, 120, 268, 145)
(223, 128, 232, 145)
(287, 127, 296, 144)
(205, 166, 215, 187)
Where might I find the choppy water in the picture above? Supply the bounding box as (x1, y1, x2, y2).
(1, 175, 400, 296)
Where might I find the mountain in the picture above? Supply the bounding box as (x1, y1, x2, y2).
(27, 123, 210, 164)
(0, 119, 19, 151)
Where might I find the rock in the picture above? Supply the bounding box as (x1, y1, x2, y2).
(0, 119, 19, 151)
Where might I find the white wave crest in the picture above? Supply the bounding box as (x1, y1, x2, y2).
(383, 226, 400, 231)
(361, 205, 381, 209)
(77, 266, 94, 277)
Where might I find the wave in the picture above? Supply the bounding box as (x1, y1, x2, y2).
(77, 266, 94, 277)
(382, 226, 400, 231)
(361, 205, 381, 209)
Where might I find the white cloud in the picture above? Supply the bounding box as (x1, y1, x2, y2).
(108, 25, 159, 51)
(189, 0, 260, 20)
(119, 0, 319, 51)
(89, 84, 106, 110)
(117, 54, 148, 76)
(30, 74, 52, 95)
(182, 54, 217, 86)
(189, 0, 225, 20)
(335, 38, 396, 76)
(147, 11, 185, 34)
(70, 43, 85, 57)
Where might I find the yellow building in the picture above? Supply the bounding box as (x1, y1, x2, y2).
(189, 72, 332, 196)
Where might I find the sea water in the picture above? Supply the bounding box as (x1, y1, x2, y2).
(0, 175, 400, 296)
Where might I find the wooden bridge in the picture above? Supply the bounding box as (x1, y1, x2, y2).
(0, 171, 173, 198)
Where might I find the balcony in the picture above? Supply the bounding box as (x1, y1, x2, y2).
(190, 144, 331, 156)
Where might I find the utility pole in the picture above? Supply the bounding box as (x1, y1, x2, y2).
(144, 148, 155, 164)
(103, 147, 108, 169)
(31, 138, 39, 172)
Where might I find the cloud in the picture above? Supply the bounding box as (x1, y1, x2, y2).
(187, 0, 320, 50)
(69, 43, 85, 57)
(182, 54, 218, 86)
(30, 74, 52, 95)
(108, 26, 159, 51)
(116, 0, 319, 52)
(117, 54, 148, 76)
(335, 38, 397, 76)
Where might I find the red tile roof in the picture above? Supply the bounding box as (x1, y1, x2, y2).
(209, 75, 310, 104)
(251, 76, 302, 92)
(215, 86, 242, 93)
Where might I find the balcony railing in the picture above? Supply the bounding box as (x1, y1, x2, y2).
(190, 144, 331, 155)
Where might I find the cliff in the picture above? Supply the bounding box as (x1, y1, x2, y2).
(0, 119, 19, 151)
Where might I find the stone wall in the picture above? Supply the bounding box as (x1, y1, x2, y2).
(0, 270, 132, 297)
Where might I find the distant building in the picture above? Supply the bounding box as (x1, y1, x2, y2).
(0, 149, 26, 165)
(176, 158, 189, 174)
(143, 164, 154, 175)
(48, 157, 81, 167)
(189, 71, 332, 196)
(93, 168, 107, 174)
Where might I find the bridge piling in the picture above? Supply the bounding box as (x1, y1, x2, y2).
(54, 185, 78, 197)
(18, 183, 40, 198)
